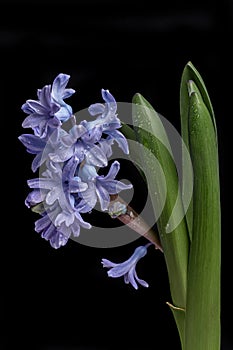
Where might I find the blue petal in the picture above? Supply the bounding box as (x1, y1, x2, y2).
(25, 189, 44, 208)
(134, 270, 149, 288)
(69, 178, 88, 193)
(88, 103, 105, 116)
(84, 144, 108, 167)
(101, 89, 116, 104)
(78, 182, 97, 209)
(98, 178, 132, 195)
(49, 144, 75, 163)
(70, 219, 81, 237)
(75, 198, 93, 213)
(98, 138, 113, 158)
(78, 164, 98, 182)
(74, 211, 92, 229)
(95, 183, 110, 211)
(51, 73, 75, 102)
(54, 105, 73, 122)
(54, 211, 75, 227)
(46, 187, 62, 205)
(35, 214, 51, 232)
(127, 267, 138, 289)
(71, 124, 87, 138)
(81, 125, 103, 144)
(62, 157, 78, 182)
(99, 160, 120, 180)
(38, 85, 54, 110)
(105, 130, 129, 154)
(107, 262, 131, 278)
(101, 259, 118, 268)
(27, 178, 54, 189)
(18, 134, 45, 154)
(50, 230, 69, 249)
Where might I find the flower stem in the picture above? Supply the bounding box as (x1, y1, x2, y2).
(109, 195, 163, 252)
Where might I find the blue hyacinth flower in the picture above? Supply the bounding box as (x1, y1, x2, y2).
(86, 89, 129, 154)
(101, 243, 152, 289)
(21, 73, 75, 139)
(27, 157, 91, 246)
(78, 160, 133, 212)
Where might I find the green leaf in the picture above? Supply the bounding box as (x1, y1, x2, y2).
(184, 79, 221, 350)
(167, 302, 186, 350)
(131, 93, 189, 346)
(180, 61, 217, 240)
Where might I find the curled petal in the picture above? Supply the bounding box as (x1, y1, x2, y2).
(101, 89, 116, 105)
(101, 259, 118, 268)
(105, 130, 129, 154)
(100, 160, 120, 180)
(84, 144, 108, 167)
(55, 211, 75, 227)
(88, 103, 105, 116)
(25, 189, 44, 208)
(127, 267, 138, 290)
(96, 183, 110, 211)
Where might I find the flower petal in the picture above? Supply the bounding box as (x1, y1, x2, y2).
(88, 103, 105, 116)
(134, 270, 149, 288)
(18, 134, 45, 154)
(127, 267, 138, 289)
(101, 259, 118, 268)
(98, 178, 132, 195)
(105, 130, 129, 154)
(25, 189, 44, 208)
(96, 183, 110, 211)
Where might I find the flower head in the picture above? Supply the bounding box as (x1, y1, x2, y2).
(101, 243, 152, 289)
(21, 73, 74, 139)
(19, 73, 133, 248)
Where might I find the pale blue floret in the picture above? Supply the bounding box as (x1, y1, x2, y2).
(86, 89, 129, 154)
(101, 243, 152, 289)
(78, 160, 133, 211)
(51, 73, 75, 121)
(27, 158, 91, 246)
(21, 73, 75, 138)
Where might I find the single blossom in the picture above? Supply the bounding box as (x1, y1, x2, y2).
(34, 205, 91, 248)
(86, 89, 129, 154)
(27, 158, 91, 241)
(21, 73, 74, 138)
(101, 243, 152, 289)
(34, 211, 69, 249)
(18, 129, 60, 172)
(51, 73, 75, 121)
(78, 160, 133, 211)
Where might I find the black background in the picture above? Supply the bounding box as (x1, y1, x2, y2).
(2, 0, 233, 349)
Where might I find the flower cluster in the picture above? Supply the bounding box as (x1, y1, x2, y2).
(19, 73, 132, 249)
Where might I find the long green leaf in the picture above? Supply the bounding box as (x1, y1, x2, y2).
(180, 61, 217, 240)
(132, 93, 189, 347)
(184, 79, 221, 350)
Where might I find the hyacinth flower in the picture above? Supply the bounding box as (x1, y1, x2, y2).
(101, 243, 152, 290)
(19, 73, 136, 249)
(78, 160, 133, 211)
(84, 88, 129, 154)
(26, 157, 91, 248)
(21, 73, 75, 139)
